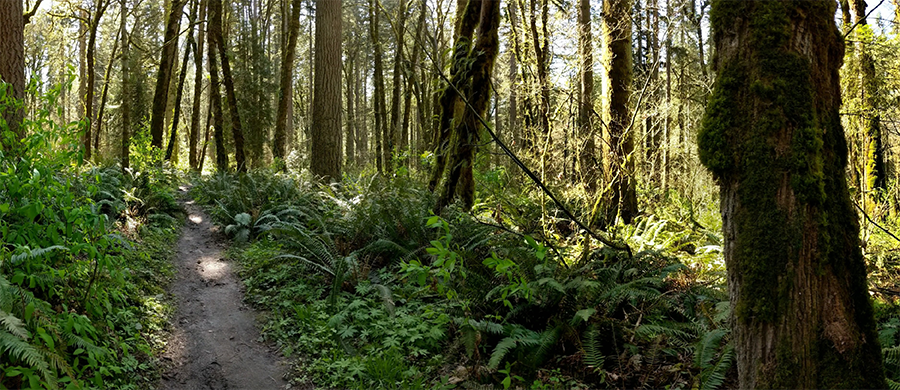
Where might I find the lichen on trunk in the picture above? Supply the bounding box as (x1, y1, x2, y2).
(698, 1, 885, 388)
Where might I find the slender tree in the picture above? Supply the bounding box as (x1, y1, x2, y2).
(369, 0, 386, 174)
(207, 0, 228, 172)
(212, 0, 246, 172)
(120, 0, 131, 170)
(188, 0, 207, 170)
(274, 0, 302, 166)
(601, 0, 638, 225)
(150, 0, 186, 149)
(310, 0, 342, 182)
(576, 0, 596, 189)
(849, 0, 885, 203)
(698, 1, 885, 387)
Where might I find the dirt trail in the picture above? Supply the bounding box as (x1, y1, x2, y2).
(160, 192, 288, 390)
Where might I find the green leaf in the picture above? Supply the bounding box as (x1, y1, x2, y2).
(572, 308, 596, 325)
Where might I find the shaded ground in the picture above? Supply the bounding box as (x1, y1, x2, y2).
(159, 192, 288, 390)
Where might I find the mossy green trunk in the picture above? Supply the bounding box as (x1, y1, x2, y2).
(428, 0, 480, 193)
(601, 0, 638, 225)
(434, 0, 500, 212)
(699, 1, 884, 388)
(849, 0, 886, 201)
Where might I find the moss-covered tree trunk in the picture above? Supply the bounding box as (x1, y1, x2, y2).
(427, 0, 480, 193)
(207, 1, 228, 173)
(274, 0, 302, 166)
(576, 0, 596, 190)
(0, 0, 25, 152)
(601, 0, 637, 225)
(150, 0, 186, 150)
(698, 1, 885, 388)
(434, 0, 500, 212)
(849, 0, 886, 202)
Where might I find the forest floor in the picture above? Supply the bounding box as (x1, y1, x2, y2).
(158, 189, 289, 390)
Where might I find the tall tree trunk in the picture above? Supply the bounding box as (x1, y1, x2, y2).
(345, 55, 356, 167)
(428, 0, 480, 192)
(849, 0, 886, 203)
(310, 0, 342, 182)
(434, 0, 500, 212)
(84, 1, 109, 162)
(208, 1, 228, 172)
(387, 0, 407, 172)
(212, 0, 247, 172)
(274, 0, 302, 165)
(356, 62, 368, 165)
(369, 0, 386, 174)
(402, 0, 425, 169)
(577, 0, 596, 190)
(94, 23, 122, 160)
(507, 0, 520, 152)
(698, 1, 884, 388)
(165, 35, 193, 161)
(601, 0, 638, 225)
(120, 0, 131, 170)
(150, 0, 186, 149)
(189, 0, 207, 171)
(0, 0, 25, 151)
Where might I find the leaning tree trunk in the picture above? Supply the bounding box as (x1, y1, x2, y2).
(150, 0, 186, 149)
(310, 0, 342, 182)
(120, 0, 131, 170)
(0, 0, 25, 151)
(165, 33, 193, 161)
(601, 0, 638, 225)
(427, 0, 480, 192)
(698, 1, 885, 388)
(434, 0, 500, 213)
(274, 0, 302, 165)
(211, 0, 246, 172)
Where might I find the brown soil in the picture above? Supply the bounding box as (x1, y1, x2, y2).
(159, 194, 288, 390)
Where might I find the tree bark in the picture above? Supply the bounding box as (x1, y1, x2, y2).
(387, 0, 407, 172)
(577, 0, 596, 190)
(698, 1, 885, 387)
(84, 1, 109, 162)
(428, 0, 480, 192)
(165, 35, 192, 161)
(601, 0, 638, 225)
(849, 0, 886, 201)
(369, 0, 386, 174)
(211, 0, 246, 172)
(189, 0, 207, 171)
(120, 0, 131, 170)
(0, 0, 25, 151)
(345, 54, 356, 167)
(94, 22, 122, 160)
(274, 0, 302, 165)
(207, 0, 228, 172)
(150, 0, 186, 149)
(434, 0, 500, 212)
(310, 0, 342, 182)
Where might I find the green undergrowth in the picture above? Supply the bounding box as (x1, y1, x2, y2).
(0, 86, 184, 389)
(194, 170, 736, 389)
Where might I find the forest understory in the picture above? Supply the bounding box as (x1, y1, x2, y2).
(6, 0, 900, 388)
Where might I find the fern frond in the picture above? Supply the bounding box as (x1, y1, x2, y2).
(0, 309, 29, 339)
(581, 325, 605, 372)
(700, 344, 734, 390)
(488, 336, 517, 369)
(0, 332, 54, 385)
